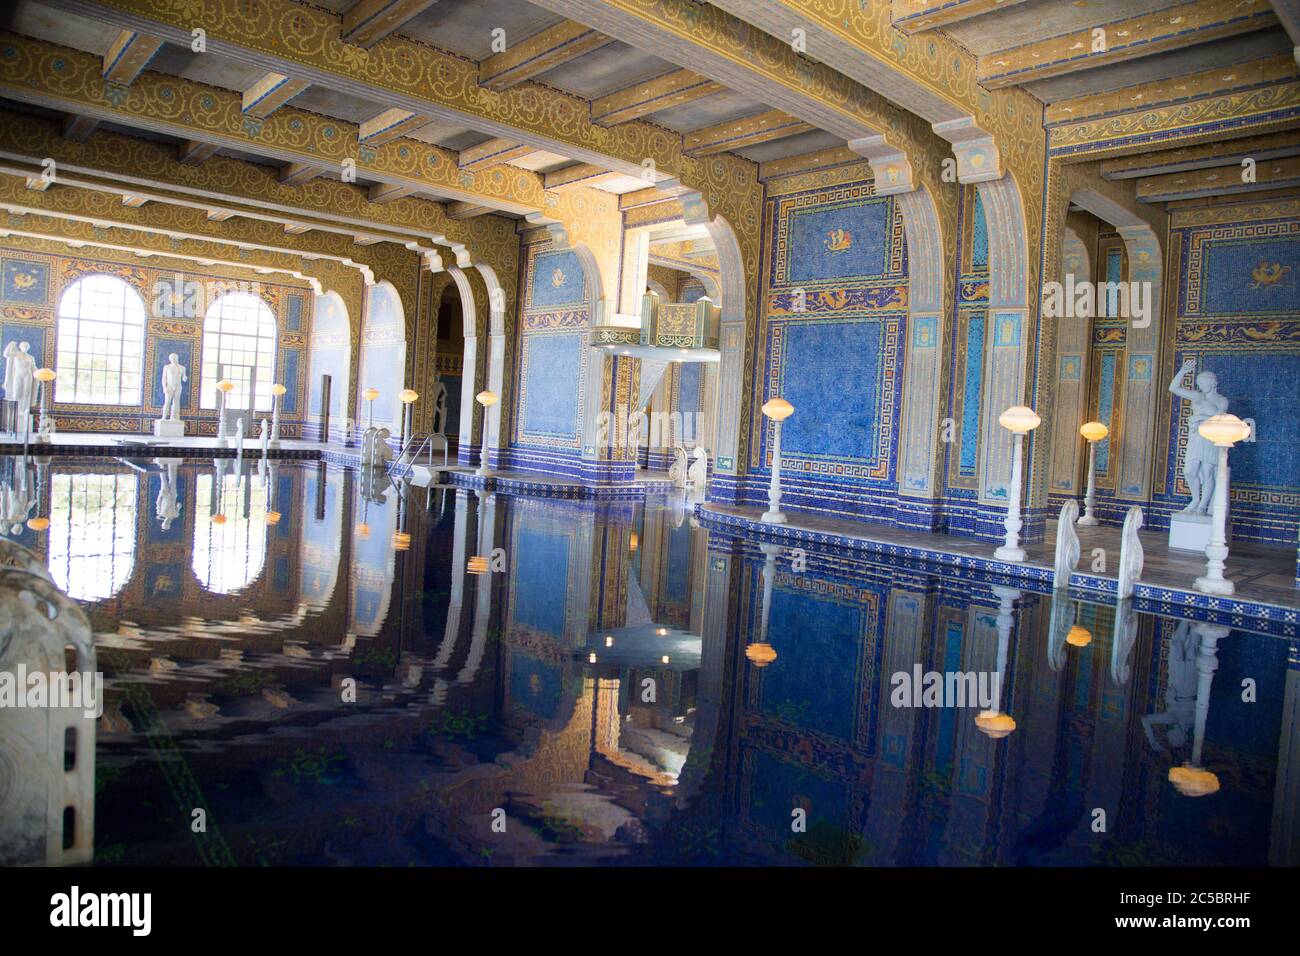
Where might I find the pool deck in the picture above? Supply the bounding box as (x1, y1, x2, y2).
(697, 501, 1300, 632)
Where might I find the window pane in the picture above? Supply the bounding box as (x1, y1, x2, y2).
(54, 274, 146, 406)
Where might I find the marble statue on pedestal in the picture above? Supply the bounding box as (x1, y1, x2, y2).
(3, 343, 36, 438)
(429, 375, 449, 437)
(1167, 360, 1231, 551)
(1168, 359, 1228, 515)
(668, 445, 689, 487)
(155, 354, 188, 438)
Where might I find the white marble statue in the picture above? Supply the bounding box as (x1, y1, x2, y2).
(1117, 505, 1145, 599)
(1, 342, 17, 435)
(4, 343, 36, 437)
(1053, 499, 1081, 591)
(429, 375, 449, 437)
(155, 459, 181, 531)
(688, 447, 708, 488)
(668, 444, 689, 487)
(1168, 359, 1229, 515)
(160, 353, 187, 421)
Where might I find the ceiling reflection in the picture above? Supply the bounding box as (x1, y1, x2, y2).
(0, 454, 1295, 867)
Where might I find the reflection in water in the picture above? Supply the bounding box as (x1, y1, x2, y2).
(193, 461, 268, 595)
(49, 471, 137, 601)
(0, 455, 1295, 867)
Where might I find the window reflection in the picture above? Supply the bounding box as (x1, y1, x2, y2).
(193, 470, 268, 594)
(48, 472, 137, 601)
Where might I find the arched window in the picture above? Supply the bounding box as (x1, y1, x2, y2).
(54, 274, 146, 405)
(47, 472, 137, 601)
(201, 292, 276, 412)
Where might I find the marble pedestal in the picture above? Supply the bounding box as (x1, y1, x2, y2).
(153, 419, 185, 438)
(1168, 512, 1231, 553)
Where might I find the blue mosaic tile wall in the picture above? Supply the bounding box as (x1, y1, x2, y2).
(507, 240, 589, 477)
(741, 178, 909, 522)
(1153, 214, 1300, 544)
(0, 246, 314, 437)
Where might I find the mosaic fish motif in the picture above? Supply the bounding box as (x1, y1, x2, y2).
(1249, 260, 1291, 289)
(551, 267, 566, 287)
(824, 228, 852, 253)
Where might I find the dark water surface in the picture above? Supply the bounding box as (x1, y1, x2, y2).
(1, 455, 1295, 867)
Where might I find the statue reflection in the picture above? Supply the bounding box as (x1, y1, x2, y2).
(1142, 620, 1227, 797)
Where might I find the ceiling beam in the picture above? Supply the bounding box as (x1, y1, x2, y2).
(1136, 155, 1300, 201)
(1047, 54, 1299, 125)
(890, 0, 1031, 35)
(0, 107, 488, 257)
(590, 69, 724, 126)
(478, 20, 616, 91)
(102, 29, 163, 85)
(0, 34, 551, 218)
(1101, 130, 1300, 179)
(36, 0, 722, 190)
(278, 162, 327, 186)
(979, 0, 1278, 89)
(178, 140, 220, 165)
(457, 139, 542, 171)
(544, 162, 629, 191)
(758, 145, 861, 182)
(445, 201, 494, 219)
(62, 114, 99, 143)
(684, 109, 814, 156)
(341, 0, 442, 49)
(359, 107, 433, 145)
(368, 182, 417, 203)
(242, 72, 311, 119)
(120, 194, 149, 207)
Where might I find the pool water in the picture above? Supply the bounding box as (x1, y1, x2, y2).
(1, 455, 1295, 867)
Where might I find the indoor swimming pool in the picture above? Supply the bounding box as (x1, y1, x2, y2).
(0, 455, 1295, 867)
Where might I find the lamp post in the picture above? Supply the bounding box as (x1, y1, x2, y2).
(1193, 413, 1251, 595)
(760, 397, 794, 524)
(475, 390, 498, 477)
(268, 383, 287, 447)
(994, 405, 1041, 562)
(215, 378, 235, 444)
(1077, 420, 1108, 526)
(362, 387, 379, 430)
(399, 388, 419, 449)
(33, 367, 55, 442)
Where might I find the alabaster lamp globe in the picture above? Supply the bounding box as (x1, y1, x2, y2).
(1198, 413, 1251, 447)
(998, 405, 1041, 434)
(34, 368, 55, 383)
(26, 516, 49, 532)
(1079, 420, 1108, 443)
(363, 387, 380, 402)
(391, 531, 412, 552)
(399, 389, 419, 404)
(761, 397, 794, 421)
(476, 390, 499, 408)
(216, 379, 235, 393)
(270, 383, 287, 398)
(745, 642, 778, 668)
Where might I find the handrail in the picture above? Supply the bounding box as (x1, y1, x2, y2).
(397, 431, 450, 468)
